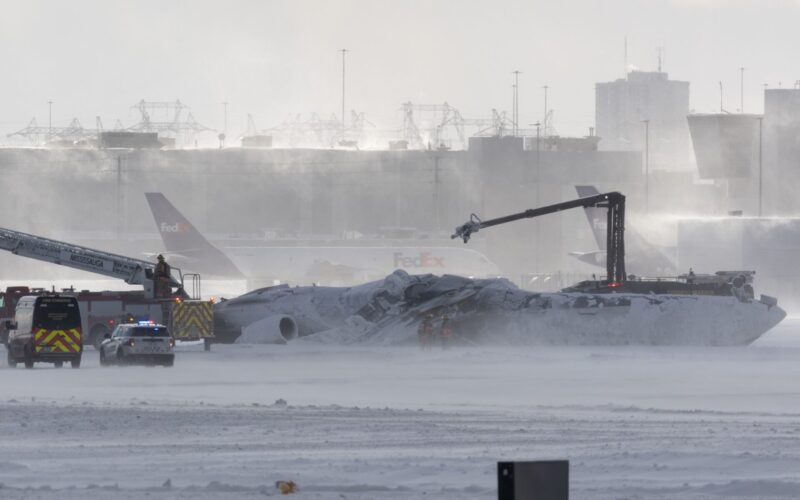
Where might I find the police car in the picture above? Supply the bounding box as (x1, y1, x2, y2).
(99, 321, 175, 367)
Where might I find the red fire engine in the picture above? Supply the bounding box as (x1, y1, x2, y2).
(0, 227, 214, 349)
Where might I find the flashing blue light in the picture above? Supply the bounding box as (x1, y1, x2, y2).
(137, 320, 155, 326)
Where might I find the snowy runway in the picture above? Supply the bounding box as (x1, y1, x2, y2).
(1, 320, 800, 498)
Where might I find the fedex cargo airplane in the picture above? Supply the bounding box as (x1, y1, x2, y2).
(145, 193, 501, 285)
(572, 186, 677, 277)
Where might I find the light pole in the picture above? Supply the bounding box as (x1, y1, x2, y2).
(642, 119, 650, 213)
(758, 116, 763, 216)
(533, 122, 541, 200)
(47, 100, 53, 143)
(223, 101, 228, 134)
(511, 85, 516, 136)
(340, 49, 348, 135)
(116, 155, 124, 237)
(219, 101, 228, 148)
(533, 122, 542, 273)
(740, 67, 745, 113)
(512, 70, 521, 136)
(542, 85, 549, 136)
(433, 152, 441, 234)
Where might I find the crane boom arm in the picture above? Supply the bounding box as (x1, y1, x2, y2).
(452, 192, 626, 283)
(0, 226, 158, 285)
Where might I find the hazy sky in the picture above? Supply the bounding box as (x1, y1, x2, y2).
(2, 0, 800, 141)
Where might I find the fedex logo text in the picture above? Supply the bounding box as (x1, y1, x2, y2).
(393, 252, 445, 268)
(160, 222, 188, 233)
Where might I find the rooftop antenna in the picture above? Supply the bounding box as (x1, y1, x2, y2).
(624, 35, 628, 79)
(657, 47, 663, 72)
(740, 67, 745, 113)
(719, 81, 724, 112)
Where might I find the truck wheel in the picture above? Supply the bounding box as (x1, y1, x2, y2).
(22, 345, 33, 369)
(116, 349, 125, 365)
(7, 348, 16, 368)
(54, 361, 63, 368)
(204, 338, 211, 351)
(23, 346, 33, 369)
(71, 356, 81, 369)
(162, 358, 174, 367)
(99, 349, 108, 367)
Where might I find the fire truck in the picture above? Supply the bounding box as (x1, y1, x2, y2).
(0, 227, 214, 350)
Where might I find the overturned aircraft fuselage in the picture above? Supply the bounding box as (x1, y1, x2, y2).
(213, 271, 786, 346)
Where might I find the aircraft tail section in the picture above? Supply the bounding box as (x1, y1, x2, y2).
(145, 193, 243, 278)
(576, 185, 607, 250)
(573, 185, 678, 276)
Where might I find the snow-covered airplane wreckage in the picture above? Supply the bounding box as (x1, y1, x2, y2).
(214, 192, 786, 347)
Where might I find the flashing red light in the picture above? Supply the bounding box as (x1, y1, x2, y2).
(607, 282, 623, 288)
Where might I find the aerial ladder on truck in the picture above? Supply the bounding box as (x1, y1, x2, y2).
(0, 227, 215, 349)
(452, 191, 627, 286)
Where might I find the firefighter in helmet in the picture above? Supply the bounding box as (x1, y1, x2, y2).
(418, 313, 434, 350)
(154, 254, 172, 298)
(439, 313, 453, 349)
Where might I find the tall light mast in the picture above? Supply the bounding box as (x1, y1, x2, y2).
(340, 49, 348, 135)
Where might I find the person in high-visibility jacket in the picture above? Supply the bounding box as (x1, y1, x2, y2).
(439, 313, 453, 349)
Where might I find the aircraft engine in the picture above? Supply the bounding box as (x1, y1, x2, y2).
(236, 315, 299, 344)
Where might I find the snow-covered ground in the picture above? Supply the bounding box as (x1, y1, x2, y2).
(1, 319, 800, 498)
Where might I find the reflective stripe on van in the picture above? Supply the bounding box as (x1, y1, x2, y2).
(34, 328, 81, 353)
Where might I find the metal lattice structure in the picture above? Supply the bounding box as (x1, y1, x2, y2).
(7, 117, 99, 145)
(399, 103, 517, 150)
(127, 100, 214, 146)
(245, 114, 260, 137)
(9, 99, 213, 147)
(267, 111, 374, 148)
(468, 109, 515, 138)
(400, 102, 464, 150)
(268, 113, 340, 148)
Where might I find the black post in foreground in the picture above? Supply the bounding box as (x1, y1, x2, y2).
(498, 460, 569, 500)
